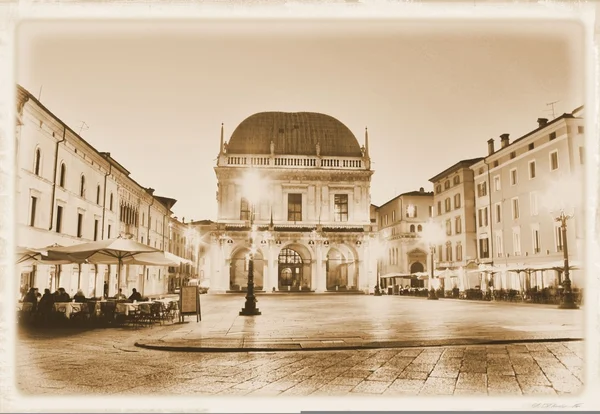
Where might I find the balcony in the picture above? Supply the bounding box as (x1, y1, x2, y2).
(225, 154, 365, 170)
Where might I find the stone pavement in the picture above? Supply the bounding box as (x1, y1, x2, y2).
(12, 294, 586, 398)
(135, 294, 584, 351)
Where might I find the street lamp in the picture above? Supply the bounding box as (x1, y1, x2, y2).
(421, 219, 446, 300)
(369, 238, 385, 296)
(239, 169, 262, 316)
(542, 173, 581, 310)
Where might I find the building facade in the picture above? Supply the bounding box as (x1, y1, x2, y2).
(470, 108, 585, 291)
(206, 112, 377, 293)
(374, 189, 434, 290)
(15, 85, 184, 299)
(429, 158, 482, 290)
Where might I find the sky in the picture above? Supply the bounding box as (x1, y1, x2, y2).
(16, 19, 584, 221)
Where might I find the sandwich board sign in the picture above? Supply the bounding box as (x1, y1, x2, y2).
(179, 285, 201, 322)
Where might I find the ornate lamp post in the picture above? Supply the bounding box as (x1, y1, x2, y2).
(421, 219, 446, 300)
(240, 170, 262, 316)
(543, 173, 581, 310)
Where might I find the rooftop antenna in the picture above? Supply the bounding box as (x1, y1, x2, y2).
(545, 100, 560, 119)
(78, 121, 89, 135)
(37, 85, 43, 100)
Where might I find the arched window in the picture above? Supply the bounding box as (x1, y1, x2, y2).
(109, 193, 114, 211)
(59, 163, 66, 187)
(96, 185, 101, 204)
(278, 248, 302, 264)
(410, 224, 415, 232)
(80, 175, 86, 197)
(417, 224, 423, 232)
(34, 148, 41, 176)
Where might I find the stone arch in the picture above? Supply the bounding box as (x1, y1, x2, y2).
(410, 261, 424, 273)
(277, 242, 312, 290)
(324, 243, 359, 291)
(229, 245, 265, 291)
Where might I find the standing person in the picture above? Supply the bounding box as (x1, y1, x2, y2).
(103, 281, 109, 299)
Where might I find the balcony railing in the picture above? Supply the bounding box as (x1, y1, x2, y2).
(225, 154, 364, 170)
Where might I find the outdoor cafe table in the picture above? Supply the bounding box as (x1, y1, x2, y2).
(53, 302, 89, 319)
(115, 301, 153, 316)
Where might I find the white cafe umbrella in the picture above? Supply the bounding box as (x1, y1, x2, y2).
(46, 237, 161, 293)
(16, 244, 72, 265)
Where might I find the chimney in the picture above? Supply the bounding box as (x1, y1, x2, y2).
(487, 138, 495, 155)
(500, 133, 510, 148)
(146, 187, 155, 195)
(419, 187, 424, 193)
(537, 118, 548, 128)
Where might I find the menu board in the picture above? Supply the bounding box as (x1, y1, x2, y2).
(179, 285, 201, 322)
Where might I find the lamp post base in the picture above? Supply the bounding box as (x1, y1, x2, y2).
(558, 280, 579, 310)
(558, 294, 579, 310)
(374, 287, 382, 296)
(240, 307, 262, 316)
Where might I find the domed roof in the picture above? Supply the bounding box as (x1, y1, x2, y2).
(226, 112, 363, 157)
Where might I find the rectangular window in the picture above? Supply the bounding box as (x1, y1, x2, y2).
(108, 224, 112, 239)
(510, 169, 518, 185)
(493, 160, 498, 168)
(56, 205, 63, 233)
(479, 238, 490, 259)
(532, 228, 540, 253)
(549, 131, 557, 140)
(477, 181, 488, 197)
(550, 151, 559, 170)
(478, 208, 488, 227)
(437, 202, 442, 216)
(77, 213, 83, 238)
(528, 143, 534, 151)
(530, 192, 538, 216)
(579, 147, 584, 164)
(556, 226, 563, 252)
(495, 203, 501, 223)
(454, 193, 461, 209)
(494, 176, 501, 191)
(529, 160, 536, 179)
(288, 193, 302, 222)
(406, 205, 417, 218)
(510, 151, 516, 159)
(512, 198, 520, 219)
(455, 216, 462, 234)
(578, 126, 584, 134)
(29, 196, 37, 227)
(446, 219, 452, 236)
(94, 219, 99, 241)
(495, 233, 503, 257)
(513, 230, 521, 255)
(445, 198, 451, 212)
(446, 243, 453, 261)
(392, 210, 395, 222)
(429, 206, 433, 218)
(240, 197, 250, 221)
(437, 245, 443, 262)
(456, 244, 463, 261)
(334, 194, 348, 222)
(453, 176, 460, 185)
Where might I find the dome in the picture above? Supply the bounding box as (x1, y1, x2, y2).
(226, 112, 363, 157)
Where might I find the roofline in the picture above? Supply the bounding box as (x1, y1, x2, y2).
(377, 190, 434, 209)
(479, 109, 582, 163)
(429, 157, 485, 183)
(18, 84, 177, 211)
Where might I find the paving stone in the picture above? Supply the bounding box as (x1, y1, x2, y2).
(455, 372, 487, 390)
(419, 376, 456, 395)
(311, 384, 353, 395)
(404, 363, 435, 373)
(460, 362, 487, 373)
(231, 380, 271, 391)
(338, 369, 373, 379)
(430, 367, 460, 379)
(516, 374, 551, 387)
(386, 378, 426, 393)
(520, 385, 557, 395)
(512, 363, 544, 376)
(453, 388, 488, 395)
(396, 370, 429, 380)
(487, 364, 515, 376)
(351, 380, 392, 394)
(487, 374, 521, 394)
(366, 367, 402, 382)
(329, 376, 364, 386)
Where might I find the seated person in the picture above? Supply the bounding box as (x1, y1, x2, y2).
(73, 289, 86, 303)
(128, 288, 142, 302)
(57, 287, 71, 302)
(114, 288, 127, 300)
(23, 288, 38, 312)
(38, 288, 55, 314)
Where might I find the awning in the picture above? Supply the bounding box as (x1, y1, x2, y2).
(164, 252, 193, 265)
(381, 272, 411, 278)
